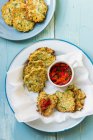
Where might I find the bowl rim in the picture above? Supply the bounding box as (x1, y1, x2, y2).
(48, 60, 74, 88)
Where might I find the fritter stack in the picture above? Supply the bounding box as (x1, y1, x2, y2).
(23, 47, 56, 92)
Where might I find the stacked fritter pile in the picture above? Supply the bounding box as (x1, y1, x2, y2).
(23, 47, 56, 92)
(1, 0, 48, 32)
(37, 85, 86, 116)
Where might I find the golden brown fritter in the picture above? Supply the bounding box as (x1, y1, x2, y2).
(23, 60, 45, 78)
(29, 47, 56, 67)
(1, 0, 24, 26)
(25, 0, 48, 23)
(37, 91, 57, 116)
(56, 91, 75, 112)
(67, 85, 86, 111)
(23, 68, 47, 92)
(13, 8, 35, 32)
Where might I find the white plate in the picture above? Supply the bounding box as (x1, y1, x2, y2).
(6, 39, 93, 132)
(0, 0, 56, 40)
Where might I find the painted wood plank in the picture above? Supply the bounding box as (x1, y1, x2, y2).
(55, 0, 93, 60)
(78, 0, 93, 60)
(0, 38, 15, 140)
(55, 0, 81, 45)
(57, 124, 81, 140)
(80, 116, 93, 140)
(13, 122, 56, 140)
(0, 38, 7, 140)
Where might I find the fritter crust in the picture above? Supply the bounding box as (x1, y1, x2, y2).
(29, 47, 56, 67)
(37, 91, 57, 116)
(56, 91, 75, 112)
(26, 0, 48, 22)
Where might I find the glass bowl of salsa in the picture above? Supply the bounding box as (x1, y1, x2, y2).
(48, 61, 74, 88)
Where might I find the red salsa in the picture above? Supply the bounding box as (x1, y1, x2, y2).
(49, 62, 72, 85)
(40, 98, 51, 111)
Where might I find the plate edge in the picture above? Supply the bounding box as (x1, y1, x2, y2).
(5, 39, 93, 132)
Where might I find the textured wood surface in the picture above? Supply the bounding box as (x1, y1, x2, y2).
(0, 0, 93, 140)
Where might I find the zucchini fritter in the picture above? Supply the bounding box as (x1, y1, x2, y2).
(29, 47, 56, 67)
(23, 68, 47, 92)
(37, 91, 57, 116)
(13, 8, 35, 32)
(26, 0, 48, 22)
(1, 0, 24, 26)
(67, 85, 86, 111)
(56, 91, 75, 112)
(23, 60, 45, 78)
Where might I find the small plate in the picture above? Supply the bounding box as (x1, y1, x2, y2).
(6, 39, 93, 132)
(0, 0, 56, 40)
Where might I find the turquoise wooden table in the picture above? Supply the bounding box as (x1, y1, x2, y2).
(0, 0, 93, 139)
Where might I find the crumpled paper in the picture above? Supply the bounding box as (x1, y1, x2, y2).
(7, 51, 93, 123)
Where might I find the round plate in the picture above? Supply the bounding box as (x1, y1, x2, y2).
(0, 0, 56, 41)
(6, 39, 93, 132)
